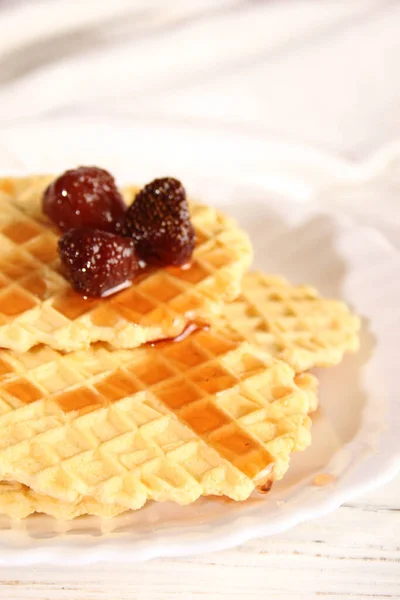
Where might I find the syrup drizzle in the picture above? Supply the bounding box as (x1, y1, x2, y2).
(257, 480, 273, 494)
(312, 473, 336, 487)
(147, 321, 210, 348)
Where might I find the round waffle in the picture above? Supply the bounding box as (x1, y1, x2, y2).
(0, 480, 125, 519)
(0, 176, 251, 352)
(222, 272, 360, 372)
(0, 328, 317, 515)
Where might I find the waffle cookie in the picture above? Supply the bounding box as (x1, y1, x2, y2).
(222, 272, 360, 372)
(0, 176, 251, 352)
(0, 480, 126, 520)
(0, 372, 318, 520)
(0, 328, 317, 513)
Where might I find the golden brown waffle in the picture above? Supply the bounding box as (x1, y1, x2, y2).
(221, 272, 360, 372)
(0, 376, 318, 520)
(0, 176, 251, 352)
(0, 328, 317, 513)
(0, 377, 319, 520)
(0, 481, 126, 519)
(0, 377, 318, 520)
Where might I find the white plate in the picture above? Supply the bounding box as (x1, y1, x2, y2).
(0, 119, 398, 565)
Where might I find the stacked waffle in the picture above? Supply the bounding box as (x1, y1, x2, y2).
(0, 175, 360, 519)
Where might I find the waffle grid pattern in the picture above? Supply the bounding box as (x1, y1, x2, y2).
(0, 177, 252, 352)
(0, 328, 316, 512)
(222, 272, 360, 372)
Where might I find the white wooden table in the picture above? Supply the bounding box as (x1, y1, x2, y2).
(1, 481, 399, 600)
(0, 1, 399, 598)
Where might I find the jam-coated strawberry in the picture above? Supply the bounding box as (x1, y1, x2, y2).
(43, 166, 126, 232)
(58, 228, 139, 297)
(117, 177, 195, 266)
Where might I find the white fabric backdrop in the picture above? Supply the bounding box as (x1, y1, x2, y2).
(1, 0, 400, 159)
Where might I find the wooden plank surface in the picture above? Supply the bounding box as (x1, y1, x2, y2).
(0, 479, 398, 599)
